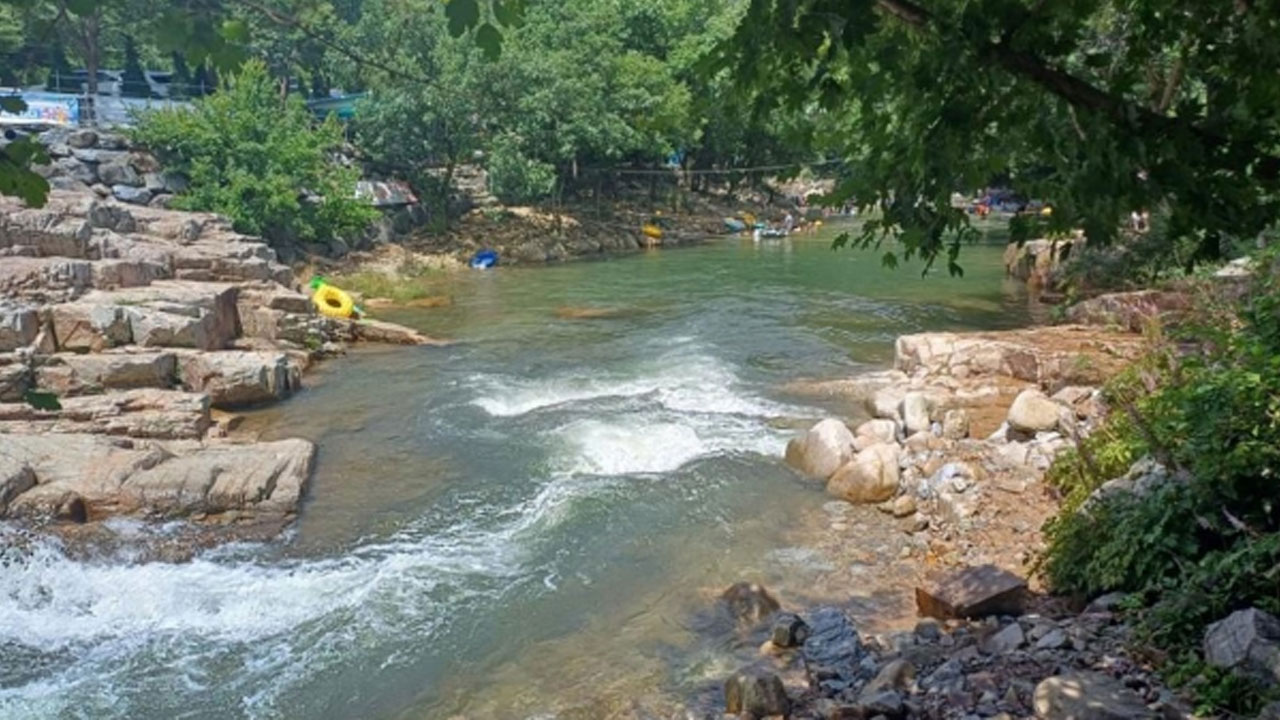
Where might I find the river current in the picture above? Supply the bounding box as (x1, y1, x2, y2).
(0, 230, 1029, 719)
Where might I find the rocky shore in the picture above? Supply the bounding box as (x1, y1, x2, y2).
(0, 190, 435, 540)
(696, 310, 1220, 719)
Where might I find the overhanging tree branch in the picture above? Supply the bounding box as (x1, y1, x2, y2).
(871, 0, 1280, 179)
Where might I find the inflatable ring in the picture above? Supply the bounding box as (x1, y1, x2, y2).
(313, 284, 355, 318)
(641, 223, 663, 239)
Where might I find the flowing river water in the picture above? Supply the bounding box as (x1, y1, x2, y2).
(0, 229, 1031, 719)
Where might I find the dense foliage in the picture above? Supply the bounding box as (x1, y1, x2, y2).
(1042, 261, 1280, 712)
(132, 60, 376, 245)
(723, 0, 1280, 272)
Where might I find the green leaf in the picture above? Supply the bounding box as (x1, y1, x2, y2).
(881, 251, 899, 269)
(475, 22, 502, 61)
(23, 389, 61, 411)
(0, 96, 26, 113)
(492, 0, 524, 27)
(445, 0, 480, 37)
(63, 0, 95, 16)
(220, 18, 250, 44)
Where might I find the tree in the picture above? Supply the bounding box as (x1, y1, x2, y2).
(120, 34, 150, 97)
(721, 0, 1280, 273)
(132, 59, 377, 245)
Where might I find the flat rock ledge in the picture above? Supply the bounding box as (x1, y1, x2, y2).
(0, 190, 442, 535)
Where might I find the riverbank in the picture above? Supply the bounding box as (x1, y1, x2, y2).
(0, 190, 437, 548)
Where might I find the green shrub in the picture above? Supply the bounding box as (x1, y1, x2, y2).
(486, 134, 556, 205)
(132, 60, 377, 246)
(1042, 254, 1280, 711)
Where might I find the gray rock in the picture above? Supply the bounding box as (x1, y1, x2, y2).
(67, 129, 98, 149)
(49, 302, 133, 351)
(771, 612, 810, 648)
(0, 302, 38, 351)
(87, 201, 137, 233)
(1033, 672, 1152, 720)
(148, 193, 175, 209)
(96, 132, 129, 150)
(980, 622, 1026, 655)
(916, 564, 1028, 620)
(48, 176, 90, 193)
(802, 606, 864, 685)
(863, 659, 916, 696)
(38, 352, 177, 395)
(70, 147, 127, 164)
(161, 172, 189, 194)
(1036, 628, 1069, 650)
(1203, 608, 1280, 687)
(785, 418, 857, 480)
(724, 669, 790, 717)
(861, 690, 904, 717)
(0, 455, 36, 516)
(0, 356, 31, 402)
(112, 184, 153, 205)
(143, 171, 167, 192)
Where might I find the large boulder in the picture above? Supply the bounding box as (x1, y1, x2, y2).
(0, 455, 36, 515)
(98, 159, 140, 187)
(79, 281, 241, 350)
(826, 442, 901, 504)
(724, 669, 790, 717)
(1203, 608, 1280, 687)
(175, 350, 302, 408)
(353, 318, 443, 346)
(1032, 672, 1152, 720)
(49, 302, 133, 351)
(785, 418, 856, 479)
(35, 351, 177, 395)
(0, 433, 314, 520)
(0, 388, 211, 439)
(1007, 388, 1061, 433)
(1066, 290, 1191, 333)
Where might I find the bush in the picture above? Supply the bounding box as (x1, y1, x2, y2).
(132, 60, 376, 246)
(1041, 254, 1280, 712)
(486, 134, 556, 205)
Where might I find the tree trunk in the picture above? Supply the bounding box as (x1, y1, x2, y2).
(81, 11, 101, 125)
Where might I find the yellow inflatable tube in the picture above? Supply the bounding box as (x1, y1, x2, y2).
(641, 223, 663, 239)
(310, 277, 356, 319)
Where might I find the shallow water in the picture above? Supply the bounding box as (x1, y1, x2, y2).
(0, 229, 1031, 719)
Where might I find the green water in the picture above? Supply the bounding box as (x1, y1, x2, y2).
(0, 228, 1031, 719)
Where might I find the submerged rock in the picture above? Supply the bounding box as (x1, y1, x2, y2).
(721, 582, 781, 625)
(724, 668, 790, 717)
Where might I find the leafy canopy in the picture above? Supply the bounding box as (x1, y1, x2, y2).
(719, 0, 1280, 272)
(132, 59, 376, 245)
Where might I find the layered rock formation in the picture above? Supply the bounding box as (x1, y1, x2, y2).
(0, 191, 437, 532)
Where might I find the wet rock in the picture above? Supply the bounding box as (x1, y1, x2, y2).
(827, 443, 901, 504)
(915, 565, 1028, 620)
(771, 612, 810, 648)
(1033, 672, 1152, 720)
(803, 606, 864, 686)
(979, 622, 1026, 655)
(724, 669, 790, 717)
(902, 391, 931, 435)
(722, 582, 781, 625)
(786, 418, 857, 480)
(1203, 608, 1280, 687)
(353, 318, 445, 346)
(1007, 389, 1060, 433)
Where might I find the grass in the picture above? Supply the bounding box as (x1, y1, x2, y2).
(330, 270, 441, 304)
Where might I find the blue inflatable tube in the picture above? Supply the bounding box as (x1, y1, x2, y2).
(470, 249, 498, 269)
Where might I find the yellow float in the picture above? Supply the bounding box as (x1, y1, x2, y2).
(641, 223, 663, 239)
(309, 277, 357, 319)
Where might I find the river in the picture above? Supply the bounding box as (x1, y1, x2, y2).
(0, 229, 1030, 719)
